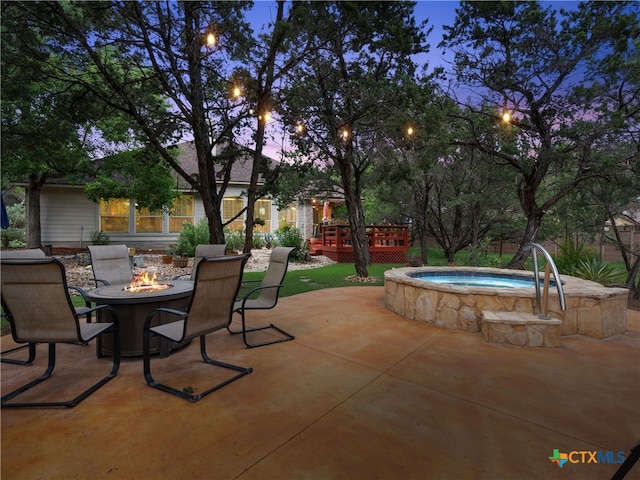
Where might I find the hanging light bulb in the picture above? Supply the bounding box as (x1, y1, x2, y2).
(205, 32, 216, 47)
(502, 109, 511, 123)
(258, 111, 271, 122)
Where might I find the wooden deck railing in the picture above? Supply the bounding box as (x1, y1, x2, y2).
(316, 224, 409, 263)
(320, 224, 409, 248)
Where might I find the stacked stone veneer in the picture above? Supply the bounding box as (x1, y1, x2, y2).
(384, 267, 628, 344)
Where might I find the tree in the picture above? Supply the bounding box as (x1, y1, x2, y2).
(441, 1, 639, 268)
(232, 1, 317, 252)
(281, 1, 429, 277)
(1, 2, 180, 247)
(13, 1, 319, 251)
(1, 3, 100, 247)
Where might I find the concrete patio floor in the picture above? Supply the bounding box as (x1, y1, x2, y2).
(1, 287, 639, 480)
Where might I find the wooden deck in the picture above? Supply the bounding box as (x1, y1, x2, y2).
(309, 225, 409, 263)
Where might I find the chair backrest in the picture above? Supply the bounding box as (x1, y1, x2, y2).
(184, 254, 250, 338)
(1, 248, 46, 259)
(88, 245, 134, 286)
(257, 247, 295, 307)
(190, 244, 226, 280)
(1, 258, 82, 343)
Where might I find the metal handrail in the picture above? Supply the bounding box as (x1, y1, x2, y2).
(523, 243, 566, 319)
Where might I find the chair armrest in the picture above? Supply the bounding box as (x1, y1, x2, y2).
(68, 285, 93, 322)
(236, 284, 284, 309)
(68, 286, 91, 308)
(143, 307, 188, 331)
(172, 273, 189, 280)
(94, 278, 110, 287)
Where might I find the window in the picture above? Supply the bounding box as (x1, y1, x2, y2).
(223, 197, 245, 232)
(279, 203, 297, 229)
(169, 195, 195, 232)
(99, 199, 129, 232)
(254, 198, 272, 233)
(135, 207, 162, 233)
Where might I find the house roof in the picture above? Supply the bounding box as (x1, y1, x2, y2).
(175, 141, 263, 186)
(29, 141, 273, 189)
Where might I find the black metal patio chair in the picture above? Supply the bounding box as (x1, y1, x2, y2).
(1, 258, 120, 408)
(229, 246, 296, 348)
(142, 254, 252, 403)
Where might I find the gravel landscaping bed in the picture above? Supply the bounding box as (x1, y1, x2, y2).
(57, 251, 335, 292)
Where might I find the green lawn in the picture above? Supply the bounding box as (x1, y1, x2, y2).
(243, 262, 404, 297)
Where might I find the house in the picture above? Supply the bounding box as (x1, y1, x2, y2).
(32, 142, 337, 250)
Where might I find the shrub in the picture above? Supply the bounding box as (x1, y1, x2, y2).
(275, 225, 306, 261)
(252, 233, 265, 249)
(553, 238, 599, 274)
(224, 229, 244, 253)
(567, 259, 626, 287)
(458, 238, 503, 267)
(1, 203, 25, 247)
(262, 232, 274, 249)
(90, 230, 110, 245)
(175, 219, 209, 257)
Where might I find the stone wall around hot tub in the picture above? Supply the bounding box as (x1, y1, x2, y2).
(384, 267, 628, 340)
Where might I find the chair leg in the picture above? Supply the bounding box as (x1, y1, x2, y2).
(1, 342, 37, 365)
(1, 327, 120, 409)
(611, 439, 640, 480)
(229, 310, 295, 348)
(143, 333, 252, 403)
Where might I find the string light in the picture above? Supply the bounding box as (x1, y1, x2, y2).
(258, 112, 271, 123)
(205, 32, 216, 47)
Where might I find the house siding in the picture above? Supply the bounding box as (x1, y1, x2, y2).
(40, 186, 98, 248)
(38, 184, 313, 250)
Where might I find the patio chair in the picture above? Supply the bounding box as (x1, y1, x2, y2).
(1, 249, 47, 365)
(229, 246, 296, 348)
(143, 254, 252, 403)
(0, 258, 120, 408)
(88, 244, 134, 286)
(173, 244, 227, 280)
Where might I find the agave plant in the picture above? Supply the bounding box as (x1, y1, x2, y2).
(567, 259, 626, 287)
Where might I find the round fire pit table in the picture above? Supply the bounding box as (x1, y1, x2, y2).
(85, 280, 194, 357)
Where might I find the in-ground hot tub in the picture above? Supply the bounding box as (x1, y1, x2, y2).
(384, 267, 628, 339)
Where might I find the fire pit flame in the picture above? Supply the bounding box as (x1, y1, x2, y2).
(123, 271, 171, 293)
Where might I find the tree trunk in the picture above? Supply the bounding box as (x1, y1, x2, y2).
(336, 149, 369, 277)
(627, 254, 640, 295)
(411, 177, 430, 264)
(242, 2, 284, 254)
(506, 212, 543, 269)
(26, 173, 45, 248)
(607, 211, 631, 271)
(184, 2, 226, 245)
(244, 111, 266, 253)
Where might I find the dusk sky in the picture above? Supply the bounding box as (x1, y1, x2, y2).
(246, 1, 583, 157)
